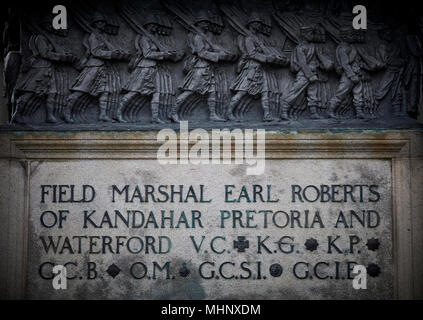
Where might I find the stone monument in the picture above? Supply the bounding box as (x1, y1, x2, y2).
(0, 0, 422, 300)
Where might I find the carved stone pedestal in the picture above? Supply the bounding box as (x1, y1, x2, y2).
(0, 129, 422, 299)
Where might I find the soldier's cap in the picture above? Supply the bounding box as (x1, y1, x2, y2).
(91, 12, 108, 26)
(247, 13, 266, 26)
(209, 14, 224, 27)
(195, 11, 212, 25)
(143, 13, 173, 29)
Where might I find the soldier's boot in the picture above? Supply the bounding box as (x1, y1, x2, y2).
(46, 98, 58, 124)
(393, 104, 404, 117)
(262, 99, 274, 122)
(209, 100, 226, 122)
(151, 102, 166, 124)
(327, 101, 338, 119)
(99, 107, 113, 122)
(62, 94, 77, 123)
(227, 99, 241, 122)
(12, 100, 25, 124)
(280, 102, 290, 121)
(355, 104, 366, 119)
(99, 96, 113, 122)
(309, 105, 321, 119)
(170, 103, 180, 123)
(115, 99, 128, 123)
(12, 110, 25, 124)
(62, 109, 74, 123)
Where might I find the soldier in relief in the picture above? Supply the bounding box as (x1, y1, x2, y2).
(226, 14, 288, 122)
(12, 16, 77, 124)
(170, 12, 235, 123)
(281, 25, 333, 120)
(116, 16, 180, 124)
(328, 27, 382, 119)
(63, 13, 130, 123)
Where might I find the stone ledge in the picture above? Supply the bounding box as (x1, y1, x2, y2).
(0, 130, 414, 160)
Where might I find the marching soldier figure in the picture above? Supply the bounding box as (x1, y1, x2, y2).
(116, 17, 180, 124)
(227, 14, 288, 122)
(281, 25, 333, 120)
(328, 27, 381, 119)
(375, 26, 406, 117)
(64, 13, 129, 123)
(13, 16, 76, 124)
(403, 29, 423, 118)
(170, 12, 235, 122)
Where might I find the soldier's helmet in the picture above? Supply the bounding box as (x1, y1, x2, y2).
(247, 12, 266, 27)
(143, 13, 159, 28)
(91, 12, 108, 27)
(194, 11, 212, 26)
(261, 15, 272, 36)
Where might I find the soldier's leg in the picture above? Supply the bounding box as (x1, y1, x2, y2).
(12, 92, 33, 124)
(46, 93, 59, 123)
(116, 92, 138, 123)
(208, 91, 225, 122)
(227, 91, 246, 121)
(99, 92, 113, 122)
(151, 92, 165, 124)
(328, 75, 354, 118)
(392, 85, 404, 117)
(172, 91, 192, 123)
(261, 91, 273, 122)
(307, 82, 321, 119)
(352, 82, 366, 119)
(408, 76, 421, 117)
(63, 91, 84, 123)
(281, 74, 309, 121)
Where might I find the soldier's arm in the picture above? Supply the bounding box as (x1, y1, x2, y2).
(296, 46, 315, 79)
(194, 35, 219, 62)
(36, 36, 65, 61)
(245, 36, 268, 63)
(316, 47, 334, 71)
(90, 34, 113, 59)
(338, 46, 356, 78)
(141, 37, 167, 60)
(357, 46, 383, 70)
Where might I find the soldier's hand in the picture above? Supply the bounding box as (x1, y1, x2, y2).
(275, 55, 288, 65)
(64, 53, 75, 63)
(111, 50, 121, 59)
(229, 53, 238, 61)
(220, 52, 230, 60)
(351, 74, 360, 83)
(309, 75, 318, 82)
